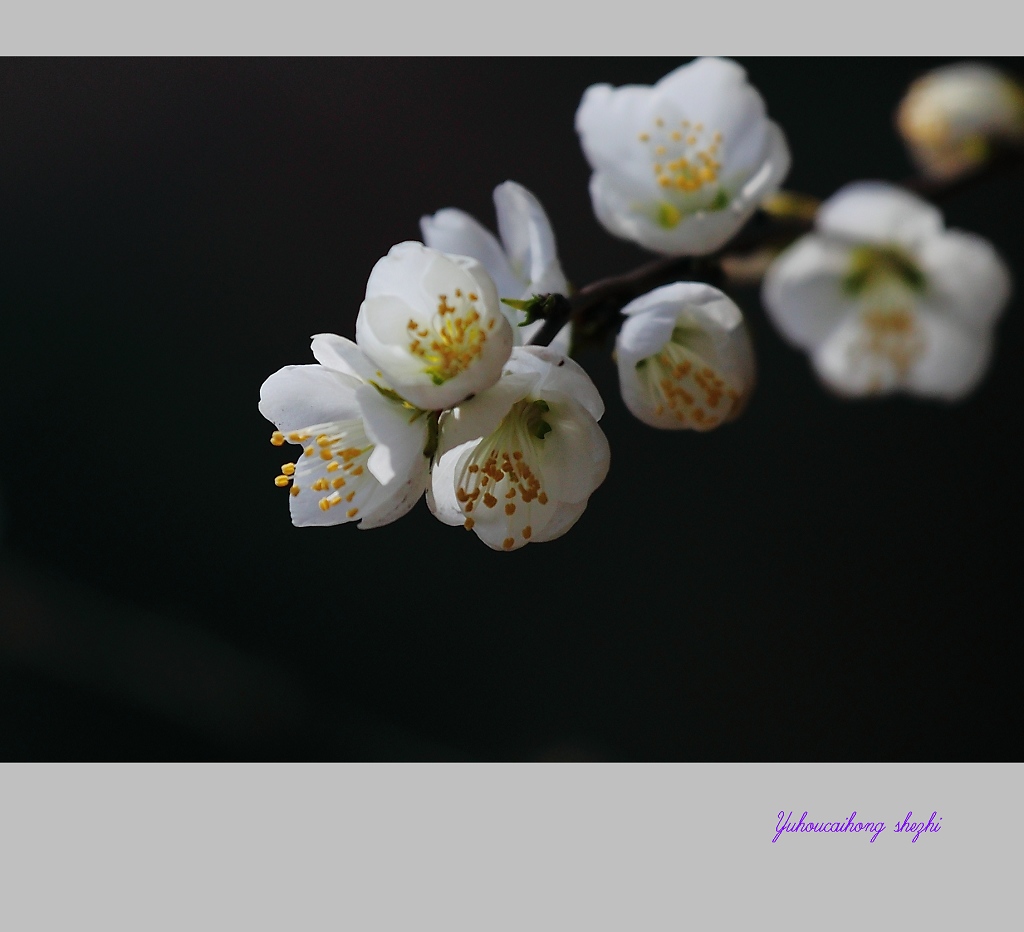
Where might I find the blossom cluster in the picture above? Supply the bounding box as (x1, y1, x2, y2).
(261, 57, 1019, 549)
(260, 242, 609, 550)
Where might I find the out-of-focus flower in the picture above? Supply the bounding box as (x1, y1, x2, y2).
(420, 180, 571, 348)
(428, 346, 610, 551)
(355, 242, 514, 411)
(575, 57, 790, 256)
(260, 335, 432, 528)
(615, 282, 756, 430)
(762, 181, 1011, 400)
(896, 61, 1024, 180)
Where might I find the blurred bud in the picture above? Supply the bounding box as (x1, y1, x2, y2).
(896, 61, 1024, 180)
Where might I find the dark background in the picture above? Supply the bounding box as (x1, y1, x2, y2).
(1, 58, 1020, 761)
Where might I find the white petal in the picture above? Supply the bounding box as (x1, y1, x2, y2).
(504, 345, 605, 421)
(427, 440, 477, 528)
(655, 58, 755, 131)
(364, 241, 439, 308)
(761, 235, 860, 349)
(575, 82, 666, 188)
(617, 298, 679, 363)
(905, 311, 995, 400)
(420, 208, 521, 301)
(493, 181, 566, 294)
(538, 395, 611, 504)
(917, 230, 1012, 331)
(355, 383, 429, 486)
(435, 373, 535, 456)
(357, 467, 429, 529)
(733, 122, 791, 211)
(815, 182, 943, 248)
(259, 365, 362, 432)
(310, 333, 380, 382)
(529, 499, 588, 544)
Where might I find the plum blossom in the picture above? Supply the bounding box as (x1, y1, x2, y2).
(429, 346, 610, 551)
(575, 57, 790, 256)
(896, 62, 1024, 181)
(615, 282, 756, 430)
(260, 334, 432, 528)
(421, 180, 571, 348)
(355, 242, 514, 411)
(762, 181, 1011, 400)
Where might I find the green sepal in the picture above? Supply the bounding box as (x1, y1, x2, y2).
(501, 293, 569, 327)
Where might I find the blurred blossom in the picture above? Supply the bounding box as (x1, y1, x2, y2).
(615, 282, 755, 430)
(428, 346, 610, 551)
(259, 335, 432, 528)
(575, 57, 790, 256)
(355, 242, 514, 411)
(896, 61, 1024, 180)
(421, 181, 572, 350)
(763, 181, 1011, 400)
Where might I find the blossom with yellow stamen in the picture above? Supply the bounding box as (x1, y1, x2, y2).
(259, 334, 432, 528)
(428, 346, 610, 551)
(615, 282, 755, 430)
(355, 241, 514, 411)
(574, 57, 790, 256)
(762, 181, 1011, 400)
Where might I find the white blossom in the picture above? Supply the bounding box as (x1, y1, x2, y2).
(762, 181, 1011, 400)
(420, 180, 571, 348)
(260, 335, 432, 528)
(575, 57, 790, 256)
(615, 282, 755, 430)
(428, 346, 610, 551)
(355, 242, 514, 411)
(896, 62, 1024, 181)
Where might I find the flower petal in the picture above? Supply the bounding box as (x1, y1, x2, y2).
(917, 229, 1011, 331)
(529, 499, 588, 544)
(815, 181, 943, 248)
(420, 208, 521, 301)
(762, 234, 860, 349)
(537, 395, 611, 504)
(426, 440, 477, 528)
(310, 333, 380, 382)
(355, 383, 429, 486)
(493, 181, 568, 295)
(904, 310, 995, 400)
(504, 345, 605, 421)
(259, 365, 362, 433)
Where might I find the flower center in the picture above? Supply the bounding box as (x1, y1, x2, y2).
(636, 328, 741, 429)
(455, 399, 552, 550)
(270, 421, 374, 518)
(842, 245, 926, 297)
(406, 287, 496, 385)
(638, 118, 728, 226)
(850, 306, 926, 386)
